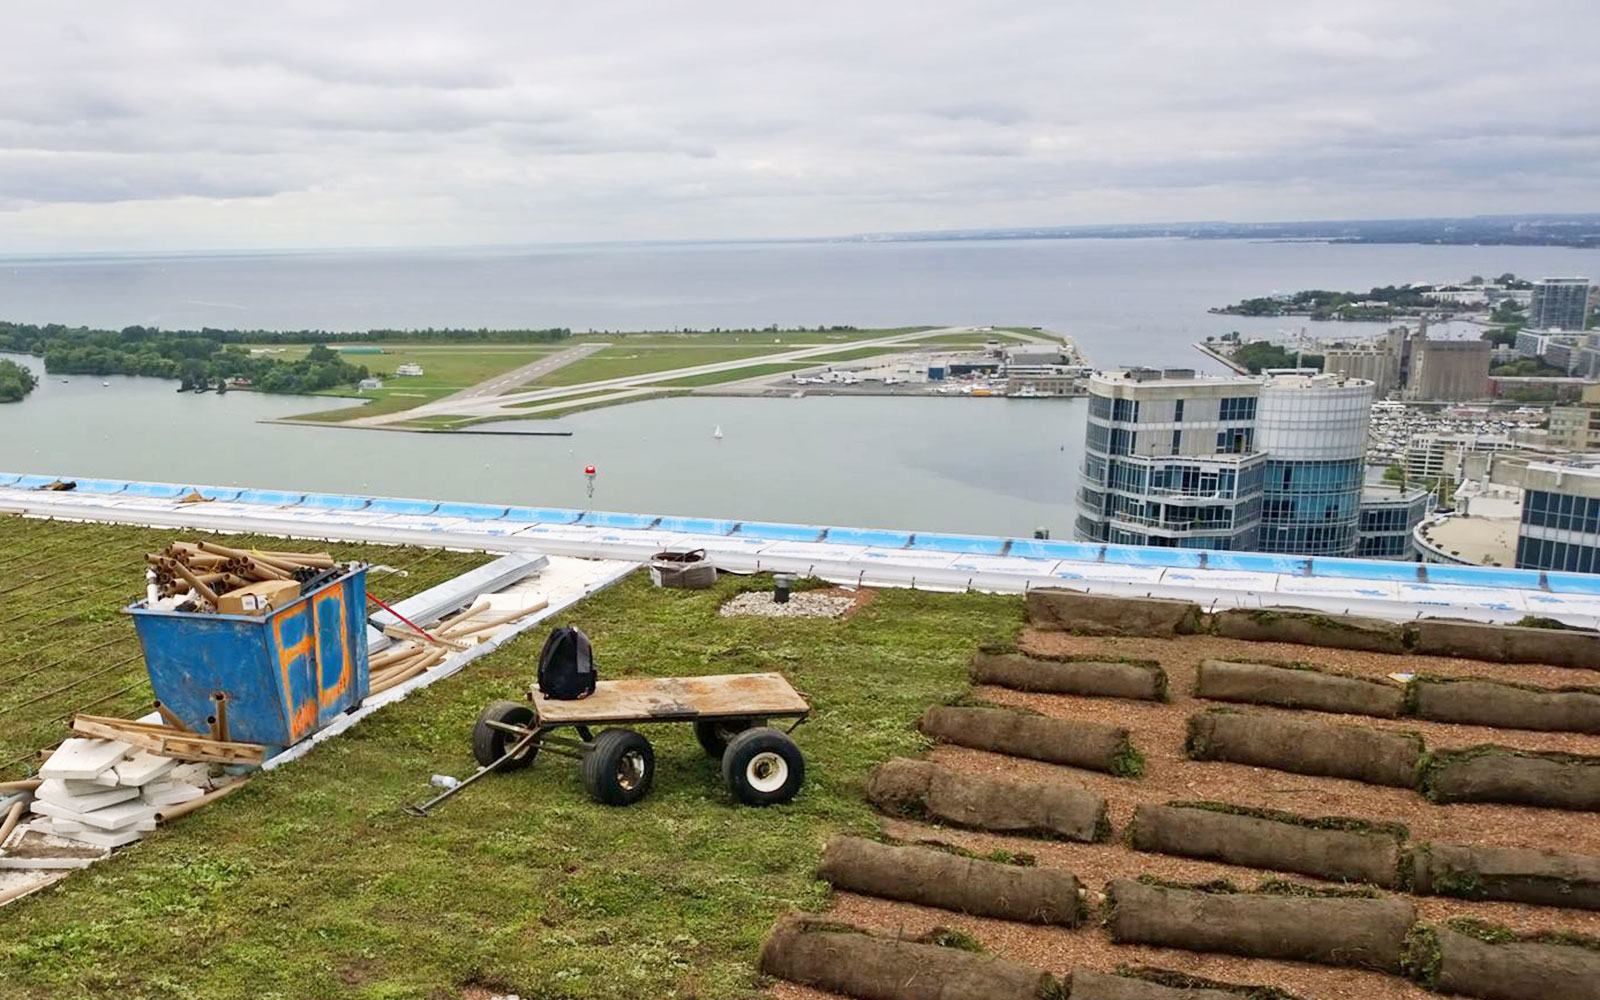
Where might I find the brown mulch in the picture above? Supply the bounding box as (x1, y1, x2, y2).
(768, 627, 1600, 1000)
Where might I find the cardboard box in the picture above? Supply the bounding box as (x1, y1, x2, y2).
(217, 579, 301, 616)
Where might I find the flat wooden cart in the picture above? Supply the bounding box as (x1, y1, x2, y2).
(410, 673, 810, 814)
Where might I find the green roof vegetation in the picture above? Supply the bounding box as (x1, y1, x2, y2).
(0, 517, 1019, 999)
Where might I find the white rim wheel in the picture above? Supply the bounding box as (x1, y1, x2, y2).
(746, 751, 789, 793)
(618, 751, 646, 790)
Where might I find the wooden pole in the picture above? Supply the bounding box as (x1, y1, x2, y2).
(155, 780, 243, 823)
(0, 800, 25, 848)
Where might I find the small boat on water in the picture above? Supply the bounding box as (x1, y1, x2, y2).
(101, 381, 109, 387)
(713, 424, 724, 440)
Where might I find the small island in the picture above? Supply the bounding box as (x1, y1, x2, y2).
(1211, 273, 1532, 321)
(0, 357, 37, 402)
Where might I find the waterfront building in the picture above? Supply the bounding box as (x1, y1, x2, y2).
(1077, 368, 1375, 556)
(1405, 338, 1490, 401)
(1322, 345, 1399, 396)
(1254, 372, 1376, 555)
(1529, 277, 1592, 332)
(1357, 485, 1432, 559)
(1077, 369, 1267, 551)
(1404, 431, 1517, 484)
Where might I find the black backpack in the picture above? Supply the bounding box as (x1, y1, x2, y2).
(537, 626, 596, 700)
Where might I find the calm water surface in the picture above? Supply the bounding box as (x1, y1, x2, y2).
(5, 238, 1599, 534)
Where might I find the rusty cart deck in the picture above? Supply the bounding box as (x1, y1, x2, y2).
(410, 672, 811, 814)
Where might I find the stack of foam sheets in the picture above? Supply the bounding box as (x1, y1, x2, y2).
(28, 738, 211, 848)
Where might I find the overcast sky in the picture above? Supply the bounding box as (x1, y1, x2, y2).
(3, 1, 1597, 251)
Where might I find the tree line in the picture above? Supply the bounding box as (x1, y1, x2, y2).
(0, 323, 376, 394)
(0, 358, 37, 402)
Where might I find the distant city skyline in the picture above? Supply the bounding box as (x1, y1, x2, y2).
(4, 2, 1599, 252)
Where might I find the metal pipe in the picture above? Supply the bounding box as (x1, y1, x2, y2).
(153, 700, 192, 732)
(211, 693, 229, 743)
(155, 779, 243, 823)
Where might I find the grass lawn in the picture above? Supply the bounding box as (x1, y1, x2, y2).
(0, 518, 492, 781)
(265, 345, 562, 423)
(525, 346, 788, 388)
(569, 328, 929, 348)
(0, 520, 1021, 1000)
(801, 346, 910, 364)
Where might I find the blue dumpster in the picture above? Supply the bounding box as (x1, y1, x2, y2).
(125, 567, 371, 751)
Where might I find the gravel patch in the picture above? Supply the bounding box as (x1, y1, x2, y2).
(719, 591, 857, 619)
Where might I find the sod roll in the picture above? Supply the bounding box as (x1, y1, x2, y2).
(1411, 842, 1600, 910)
(1066, 969, 1237, 1000)
(1186, 710, 1423, 788)
(920, 705, 1138, 775)
(1106, 879, 1414, 972)
(819, 836, 1082, 925)
(1195, 660, 1404, 718)
(1130, 802, 1405, 887)
(864, 757, 1108, 842)
(759, 913, 1060, 1000)
(1429, 926, 1600, 1000)
(1412, 678, 1600, 734)
(1422, 747, 1600, 811)
(973, 650, 1166, 701)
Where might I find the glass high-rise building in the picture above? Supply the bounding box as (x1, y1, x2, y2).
(1078, 368, 1375, 556)
(1529, 277, 1591, 332)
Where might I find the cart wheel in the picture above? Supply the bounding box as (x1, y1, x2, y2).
(721, 728, 805, 806)
(693, 717, 766, 758)
(582, 729, 655, 806)
(472, 700, 539, 770)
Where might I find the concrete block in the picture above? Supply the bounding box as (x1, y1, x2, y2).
(32, 798, 156, 831)
(1413, 618, 1600, 670)
(36, 780, 139, 813)
(114, 751, 176, 787)
(38, 737, 131, 780)
(1213, 608, 1407, 653)
(143, 783, 203, 807)
(1026, 588, 1202, 637)
(60, 826, 143, 848)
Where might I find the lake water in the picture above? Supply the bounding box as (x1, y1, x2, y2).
(4, 237, 1599, 535)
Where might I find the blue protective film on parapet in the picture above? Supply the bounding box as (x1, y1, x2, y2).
(1203, 552, 1313, 574)
(1102, 546, 1204, 568)
(1420, 564, 1547, 591)
(0, 474, 19, 486)
(1005, 539, 1096, 561)
(908, 533, 1008, 555)
(120, 482, 191, 499)
(366, 498, 441, 516)
(736, 521, 827, 542)
(656, 516, 738, 536)
(434, 502, 509, 521)
(234, 489, 308, 506)
(1302, 558, 1421, 583)
(580, 511, 661, 529)
(70, 479, 131, 495)
(502, 506, 582, 524)
(13, 474, 64, 488)
(300, 493, 372, 512)
(826, 527, 913, 548)
(1542, 571, 1600, 596)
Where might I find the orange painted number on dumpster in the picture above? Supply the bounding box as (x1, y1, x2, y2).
(273, 611, 318, 739)
(314, 587, 351, 708)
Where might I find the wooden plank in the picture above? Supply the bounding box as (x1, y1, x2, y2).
(71, 715, 266, 766)
(532, 672, 809, 724)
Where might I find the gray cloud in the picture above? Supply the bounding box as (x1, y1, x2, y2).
(0, 0, 1596, 250)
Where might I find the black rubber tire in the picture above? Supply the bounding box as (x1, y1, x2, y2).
(721, 728, 805, 806)
(693, 717, 766, 758)
(581, 729, 655, 806)
(472, 700, 539, 770)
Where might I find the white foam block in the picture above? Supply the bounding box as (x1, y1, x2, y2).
(47, 816, 86, 833)
(61, 826, 143, 848)
(33, 798, 156, 831)
(38, 738, 132, 780)
(36, 780, 139, 813)
(63, 773, 119, 791)
(143, 783, 204, 807)
(114, 750, 176, 787)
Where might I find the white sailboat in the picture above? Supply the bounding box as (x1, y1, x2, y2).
(713, 424, 724, 440)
